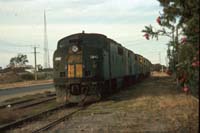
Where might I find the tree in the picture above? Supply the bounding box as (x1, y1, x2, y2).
(9, 53, 29, 68)
(142, 0, 199, 96)
(37, 64, 43, 71)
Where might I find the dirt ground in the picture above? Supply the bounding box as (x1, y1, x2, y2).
(49, 72, 199, 133)
(0, 71, 21, 84)
(0, 89, 55, 103)
(0, 91, 57, 126)
(0, 79, 53, 90)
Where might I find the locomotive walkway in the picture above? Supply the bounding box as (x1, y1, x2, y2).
(46, 72, 198, 132)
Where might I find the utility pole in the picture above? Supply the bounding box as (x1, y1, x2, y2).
(33, 46, 39, 80)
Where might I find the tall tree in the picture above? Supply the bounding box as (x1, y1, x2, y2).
(142, 0, 199, 96)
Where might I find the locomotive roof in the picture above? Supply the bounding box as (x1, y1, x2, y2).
(135, 53, 143, 57)
(58, 32, 107, 43)
(135, 53, 150, 62)
(107, 38, 122, 47)
(57, 32, 151, 64)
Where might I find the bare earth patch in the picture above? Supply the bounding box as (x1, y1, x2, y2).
(0, 79, 53, 90)
(49, 72, 199, 133)
(0, 89, 54, 103)
(0, 95, 57, 126)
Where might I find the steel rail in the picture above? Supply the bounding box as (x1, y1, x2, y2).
(32, 107, 85, 133)
(0, 98, 35, 109)
(0, 104, 66, 132)
(13, 96, 56, 110)
(0, 93, 56, 109)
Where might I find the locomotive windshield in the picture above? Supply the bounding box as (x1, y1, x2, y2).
(67, 55, 83, 78)
(67, 45, 83, 78)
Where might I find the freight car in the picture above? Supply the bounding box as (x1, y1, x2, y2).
(53, 32, 151, 104)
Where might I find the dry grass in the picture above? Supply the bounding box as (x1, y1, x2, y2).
(0, 71, 22, 84)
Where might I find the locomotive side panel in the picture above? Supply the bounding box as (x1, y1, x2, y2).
(128, 51, 134, 76)
(109, 40, 124, 78)
(102, 49, 110, 80)
(134, 54, 139, 79)
(123, 48, 129, 76)
(132, 53, 136, 76)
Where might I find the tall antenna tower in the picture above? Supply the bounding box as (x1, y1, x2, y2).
(44, 10, 50, 68)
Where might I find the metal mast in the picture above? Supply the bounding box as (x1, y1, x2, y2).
(44, 10, 50, 68)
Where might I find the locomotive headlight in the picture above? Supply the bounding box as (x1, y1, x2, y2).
(55, 57, 61, 61)
(72, 45, 78, 52)
(90, 55, 98, 59)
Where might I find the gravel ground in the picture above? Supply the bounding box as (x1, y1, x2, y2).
(50, 73, 199, 133)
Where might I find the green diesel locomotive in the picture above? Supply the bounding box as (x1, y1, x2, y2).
(53, 32, 151, 104)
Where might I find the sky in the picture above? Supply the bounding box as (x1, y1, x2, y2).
(0, 0, 169, 68)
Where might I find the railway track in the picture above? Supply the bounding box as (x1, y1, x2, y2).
(32, 106, 85, 133)
(0, 101, 89, 133)
(0, 93, 56, 109)
(0, 98, 35, 109)
(0, 104, 66, 132)
(12, 96, 56, 110)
